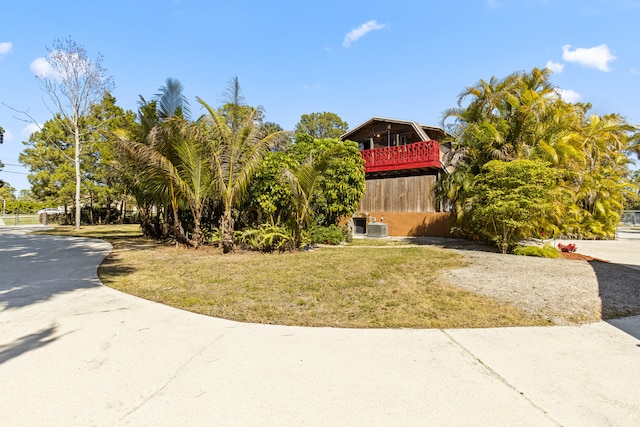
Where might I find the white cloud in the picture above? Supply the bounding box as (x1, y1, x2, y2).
(556, 88, 581, 103)
(3, 129, 13, 142)
(30, 57, 55, 78)
(545, 60, 564, 73)
(302, 84, 320, 90)
(485, 0, 503, 8)
(0, 42, 12, 57)
(561, 44, 616, 72)
(631, 68, 638, 75)
(22, 123, 41, 138)
(343, 20, 386, 48)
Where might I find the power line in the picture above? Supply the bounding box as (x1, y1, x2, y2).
(0, 170, 28, 175)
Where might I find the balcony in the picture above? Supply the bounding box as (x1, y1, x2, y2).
(360, 140, 441, 173)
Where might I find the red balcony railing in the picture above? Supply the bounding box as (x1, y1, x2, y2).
(361, 140, 441, 173)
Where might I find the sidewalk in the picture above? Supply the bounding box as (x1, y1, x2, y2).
(1, 227, 639, 426)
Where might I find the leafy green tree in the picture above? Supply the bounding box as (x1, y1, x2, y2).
(0, 181, 17, 203)
(463, 160, 561, 253)
(439, 67, 637, 243)
(20, 116, 76, 208)
(85, 93, 136, 223)
(289, 135, 366, 226)
(281, 148, 336, 247)
(261, 122, 291, 151)
(21, 93, 134, 222)
(246, 151, 296, 225)
(294, 112, 349, 139)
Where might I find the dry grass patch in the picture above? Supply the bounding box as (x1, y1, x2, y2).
(34, 225, 552, 328)
(101, 241, 548, 328)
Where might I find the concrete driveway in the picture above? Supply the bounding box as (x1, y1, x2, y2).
(1, 226, 639, 426)
(561, 227, 640, 270)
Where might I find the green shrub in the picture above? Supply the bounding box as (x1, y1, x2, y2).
(513, 243, 561, 258)
(237, 224, 296, 252)
(309, 224, 346, 245)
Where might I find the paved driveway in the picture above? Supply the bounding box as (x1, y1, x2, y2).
(561, 227, 640, 270)
(1, 226, 639, 426)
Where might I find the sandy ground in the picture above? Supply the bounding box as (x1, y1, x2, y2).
(429, 238, 640, 325)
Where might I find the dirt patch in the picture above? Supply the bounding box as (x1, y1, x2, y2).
(561, 252, 598, 261)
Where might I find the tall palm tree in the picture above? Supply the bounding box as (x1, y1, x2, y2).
(155, 77, 191, 120)
(115, 78, 194, 243)
(197, 78, 288, 253)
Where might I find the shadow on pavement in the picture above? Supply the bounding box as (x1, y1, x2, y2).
(607, 317, 640, 341)
(0, 325, 61, 365)
(591, 260, 640, 337)
(0, 232, 109, 311)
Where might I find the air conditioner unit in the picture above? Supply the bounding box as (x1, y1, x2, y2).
(367, 223, 388, 238)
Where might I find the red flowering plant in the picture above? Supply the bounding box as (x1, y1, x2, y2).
(557, 243, 577, 253)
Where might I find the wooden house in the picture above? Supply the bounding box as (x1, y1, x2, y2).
(340, 117, 452, 237)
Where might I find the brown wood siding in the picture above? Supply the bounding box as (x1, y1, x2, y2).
(358, 175, 436, 213)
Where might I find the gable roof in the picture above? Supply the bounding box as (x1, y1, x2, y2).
(340, 116, 448, 142)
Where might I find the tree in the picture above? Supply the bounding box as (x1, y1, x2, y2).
(626, 169, 640, 210)
(21, 93, 133, 222)
(20, 116, 76, 207)
(0, 181, 17, 202)
(261, 122, 291, 151)
(464, 160, 561, 253)
(84, 93, 136, 223)
(114, 78, 193, 242)
(294, 112, 349, 139)
(155, 77, 191, 120)
(281, 149, 334, 247)
(119, 118, 213, 247)
(198, 80, 288, 253)
(33, 37, 114, 229)
(439, 67, 637, 244)
(288, 135, 365, 226)
(245, 151, 296, 225)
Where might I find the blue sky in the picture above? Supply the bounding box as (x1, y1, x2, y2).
(1, 0, 639, 194)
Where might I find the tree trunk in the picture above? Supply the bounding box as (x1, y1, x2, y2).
(220, 212, 234, 254)
(190, 218, 203, 249)
(89, 193, 94, 225)
(105, 198, 112, 224)
(74, 129, 81, 230)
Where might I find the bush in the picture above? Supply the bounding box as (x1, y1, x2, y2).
(513, 244, 561, 258)
(237, 224, 296, 252)
(463, 160, 561, 254)
(309, 224, 346, 245)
